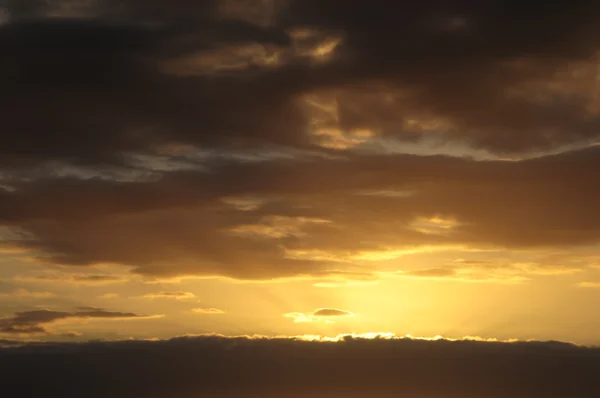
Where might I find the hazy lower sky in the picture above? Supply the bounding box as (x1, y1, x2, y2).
(2, 1, 600, 396)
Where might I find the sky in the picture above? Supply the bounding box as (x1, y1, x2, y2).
(2, 1, 600, 396)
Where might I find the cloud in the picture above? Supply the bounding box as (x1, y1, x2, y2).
(284, 308, 355, 323)
(1, 335, 599, 398)
(0, 10, 303, 167)
(1, 1, 600, 283)
(16, 273, 129, 285)
(1, 0, 600, 168)
(0, 243, 28, 254)
(141, 291, 196, 300)
(70, 275, 128, 284)
(0, 288, 55, 298)
(0, 339, 27, 348)
(312, 308, 353, 317)
(394, 259, 584, 284)
(2, 147, 600, 280)
(0, 307, 160, 335)
(62, 331, 83, 337)
(192, 308, 225, 315)
(99, 293, 119, 299)
(229, 216, 331, 239)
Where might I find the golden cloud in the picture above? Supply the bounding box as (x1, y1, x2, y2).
(191, 308, 226, 315)
(284, 308, 355, 324)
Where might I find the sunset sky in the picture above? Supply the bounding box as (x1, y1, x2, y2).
(2, 1, 600, 396)
(2, 0, 600, 345)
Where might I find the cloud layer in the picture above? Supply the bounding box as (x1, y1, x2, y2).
(1, 0, 600, 283)
(2, 0, 600, 164)
(1, 335, 599, 398)
(3, 147, 600, 280)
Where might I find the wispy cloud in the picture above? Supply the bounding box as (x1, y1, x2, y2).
(391, 260, 584, 284)
(284, 308, 355, 324)
(16, 273, 129, 286)
(191, 308, 225, 315)
(0, 289, 55, 299)
(141, 292, 196, 300)
(0, 308, 163, 336)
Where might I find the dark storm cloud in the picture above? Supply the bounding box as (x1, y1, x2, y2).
(0, 11, 302, 167)
(0, 308, 154, 335)
(1, 0, 600, 167)
(1, 336, 599, 398)
(284, 0, 600, 153)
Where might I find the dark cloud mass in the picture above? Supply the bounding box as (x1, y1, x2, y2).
(1, 0, 600, 280)
(2, 147, 600, 279)
(1, 336, 600, 398)
(2, 0, 600, 165)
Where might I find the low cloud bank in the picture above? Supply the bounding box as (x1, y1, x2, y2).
(1, 335, 599, 398)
